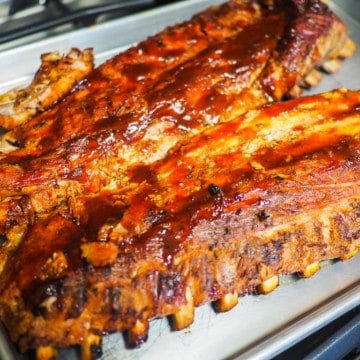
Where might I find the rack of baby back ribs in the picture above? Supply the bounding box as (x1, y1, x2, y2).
(0, 0, 359, 359)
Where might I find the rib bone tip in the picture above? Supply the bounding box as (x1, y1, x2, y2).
(287, 85, 303, 98)
(124, 319, 149, 348)
(321, 59, 342, 73)
(81, 333, 102, 360)
(36, 346, 58, 360)
(299, 262, 321, 278)
(304, 69, 323, 87)
(257, 276, 279, 295)
(214, 290, 239, 312)
(340, 249, 359, 261)
(338, 38, 356, 59)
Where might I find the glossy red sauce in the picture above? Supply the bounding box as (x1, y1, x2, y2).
(0, 0, 357, 323)
(6, 1, 267, 160)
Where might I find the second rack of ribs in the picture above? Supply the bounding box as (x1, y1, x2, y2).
(0, 0, 353, 230)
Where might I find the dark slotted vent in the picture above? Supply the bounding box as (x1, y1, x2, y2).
(0, 0, 177, 44)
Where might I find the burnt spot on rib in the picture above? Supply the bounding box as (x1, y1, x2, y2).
(256, 210, 270, 222)
(158, 273, 184, 303)
(31, 279, 65, 316)
(143, 207, 168, 227)
(110, 287, 121, 316)
(273, 174, 285, 181)
(90, 343, 103, 359)
(6, 138, 20, 147)
(224, 227, 230, 235)
(0, 234, 7, 247)
(208, 183, 221, 196)
(123, 328, 148, 349)
(67, 287, 88, 319)
(262, 240, 283, 265)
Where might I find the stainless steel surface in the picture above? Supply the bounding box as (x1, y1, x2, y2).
(0, 0, 160, 48)
(332, 0, 360, 22)
(0, 1, 359, 359)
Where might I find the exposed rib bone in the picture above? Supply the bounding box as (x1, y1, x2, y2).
(341, 249, 359, 261)
(81, 333, 102, 360)
(257, 276, 279, 295)
(304, 69, 324, 88)
(287, 85, 303, 98)
(214, 291, 239, 312)
(124, 319, 150, 348)
(0, 0, 357, 355)
(321, 59, 342, 73)
(170, 287, 195, 330)
(299, 262, 321, 278)
(36, 346, 58, 360)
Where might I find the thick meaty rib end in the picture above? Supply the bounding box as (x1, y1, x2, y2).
(0, 48, 94, 131)
(0, 0, 354, 160)
(0, 89, 359, 356)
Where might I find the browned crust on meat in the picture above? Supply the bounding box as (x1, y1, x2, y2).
(0, 0, 357, 356)
(0, 88, 359, 353)
(0, 0, 353, 160)
(0, 48, 94, 130)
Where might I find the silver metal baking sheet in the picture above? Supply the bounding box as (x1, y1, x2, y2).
(0, 1, 359, 359)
